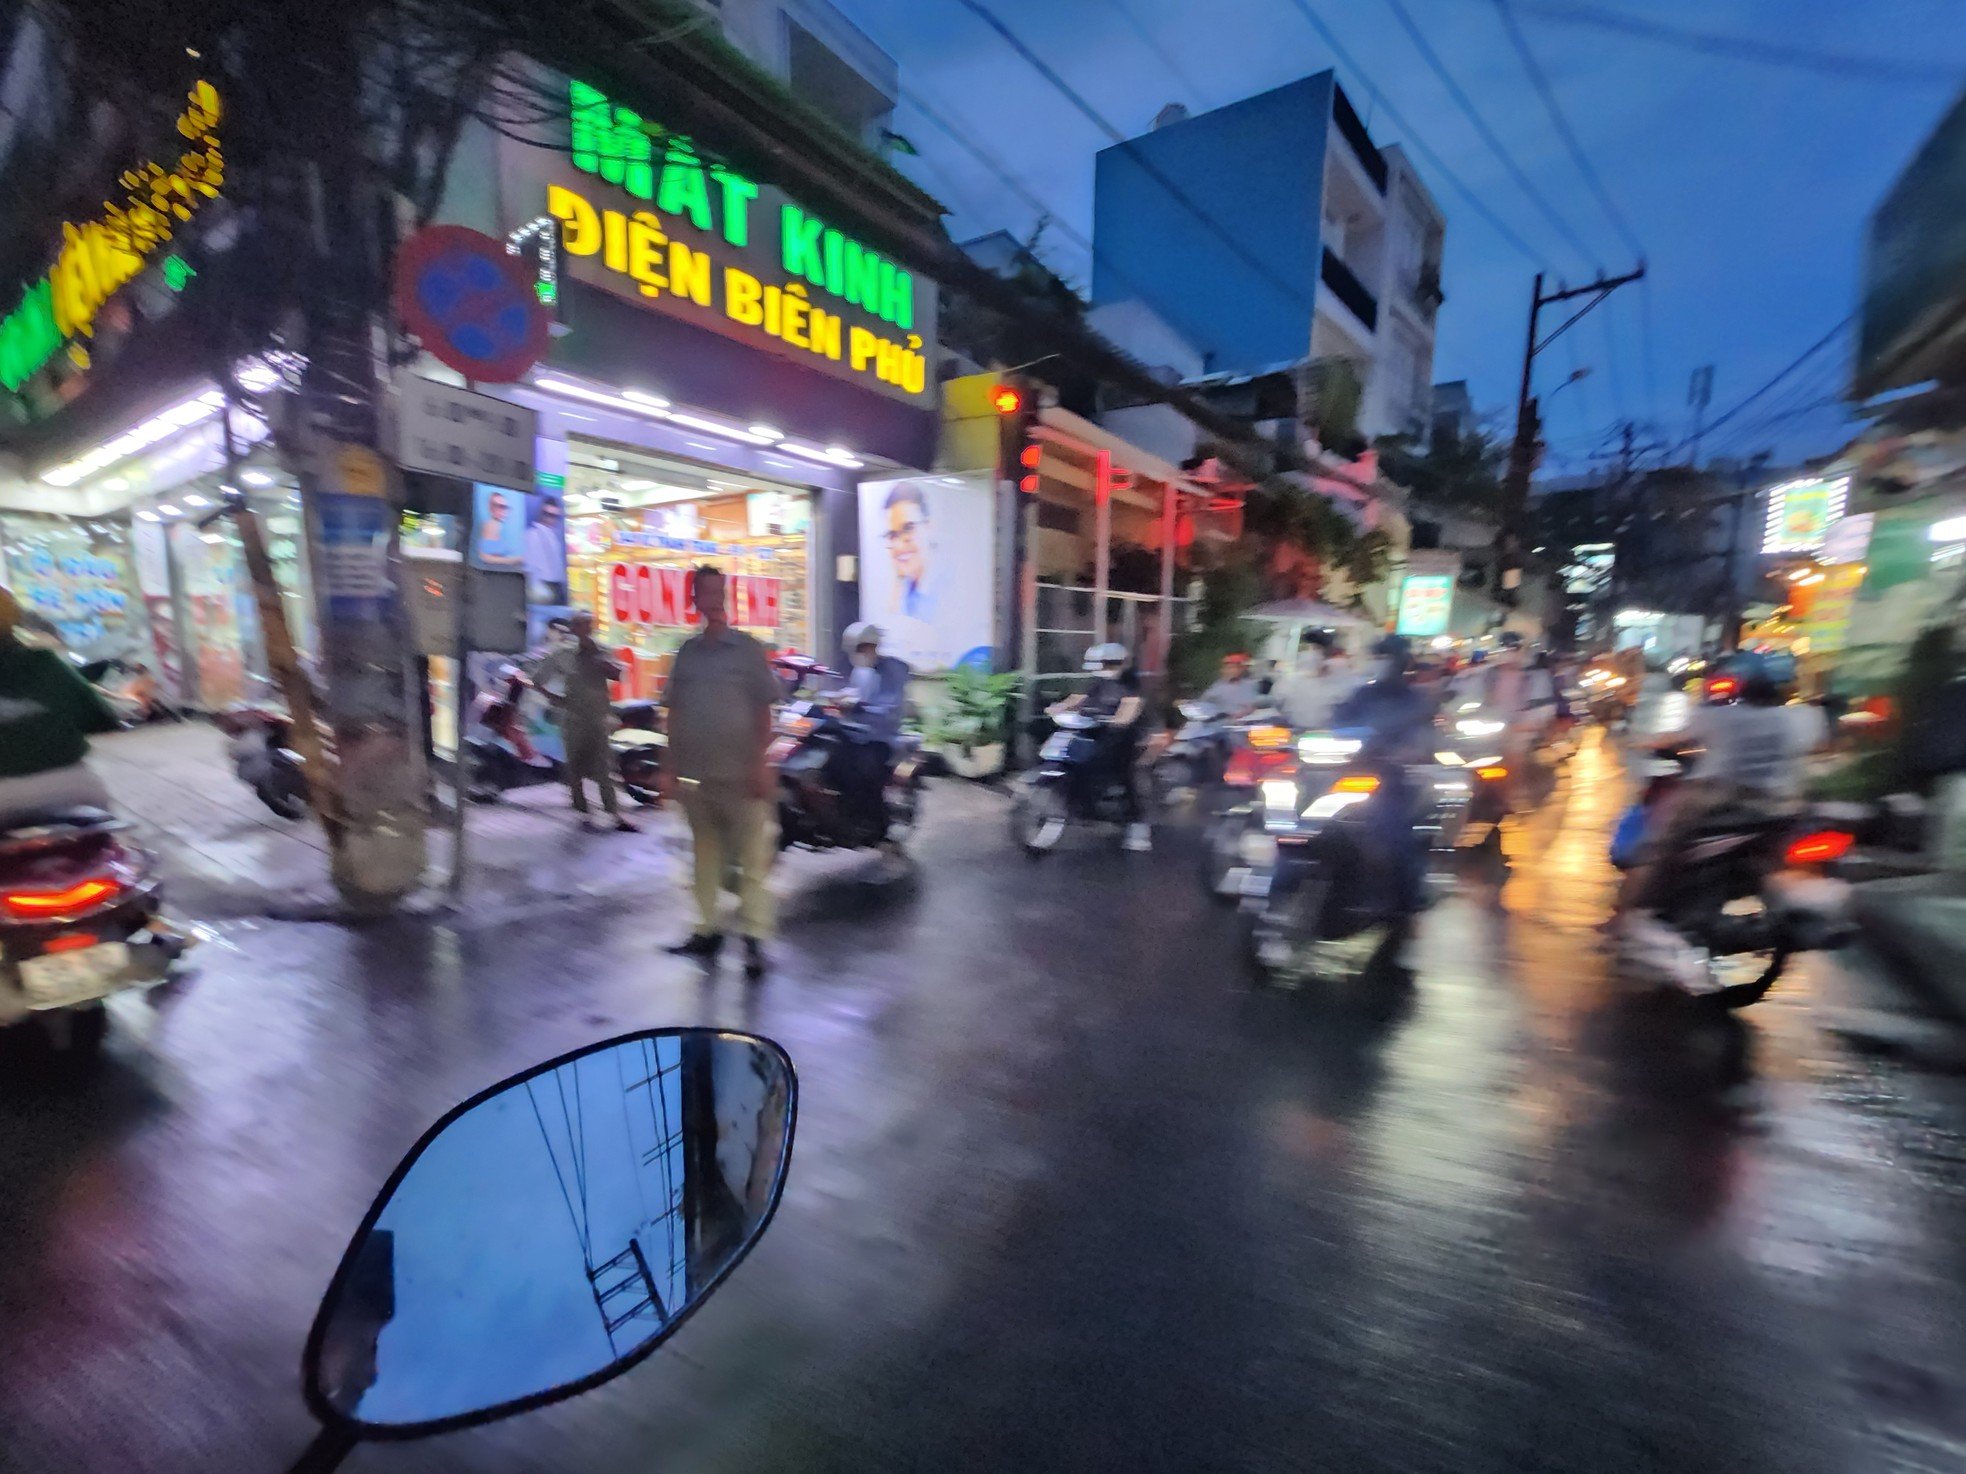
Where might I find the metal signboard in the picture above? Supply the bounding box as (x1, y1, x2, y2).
(395, 374, 538, 491)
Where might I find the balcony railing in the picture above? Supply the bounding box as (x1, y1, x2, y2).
(1321, 248, 1379, 332)
(1330, 83, 1389, 193)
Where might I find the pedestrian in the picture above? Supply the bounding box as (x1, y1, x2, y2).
(659, 566, 782, 978)
(537, 610, 636, 833)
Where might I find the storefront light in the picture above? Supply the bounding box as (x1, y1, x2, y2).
(40, 389, 225, 486)
(158, 504, 181, 517)
(778, 441, 864, 470)
(242, 469, 273, 487)
(663, 410, 776, 445)
(136, 510, 160, 522)
(622, 389, 671, 410)
(184, 494, 210, 508)
(747, 424, 784, 442)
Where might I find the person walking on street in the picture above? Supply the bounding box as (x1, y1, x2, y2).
(537, 610, 636, 832)
(659, 566, 782, 979)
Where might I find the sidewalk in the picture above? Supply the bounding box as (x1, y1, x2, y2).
(89, 721, 693, 926)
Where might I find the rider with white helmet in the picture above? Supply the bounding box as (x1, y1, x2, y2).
(1048, 641, 1151, 851)
(832, 620, 912, 849)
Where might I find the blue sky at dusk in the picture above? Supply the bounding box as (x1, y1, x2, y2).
(836, 0, 1966, 472)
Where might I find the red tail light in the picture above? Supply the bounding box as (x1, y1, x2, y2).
(41, 932, 102, 954)
(1707, 676, 1740, 701)
(1, 876, 121, 917)
(1224, 748, 1294, 786)
(1786, 830, 1854, 866)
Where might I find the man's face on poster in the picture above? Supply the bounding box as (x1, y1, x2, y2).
(886, 498, 927, 584)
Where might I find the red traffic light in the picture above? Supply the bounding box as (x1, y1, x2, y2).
(1019, 444, 1042, 470)
(991, 384, 1024, 415)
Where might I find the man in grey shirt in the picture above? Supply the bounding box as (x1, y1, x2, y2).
(659, 566, 783, 978)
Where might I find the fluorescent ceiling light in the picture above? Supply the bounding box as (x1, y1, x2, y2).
(40, 389, 225, 486)
(665, 410, 775, 445)
(778, 441, 865, 470)
(623, 389, 671, 409)
(1928, 516, 1966, 543)
(158, 504, 181, 517)
(242, 469, 274, 486)
(136, 510, 160, 522)
(748, 424, 783, 441)
(534, 375, 673, 424)
(184, 494, 210, 508)
(103, 478, 129, 492)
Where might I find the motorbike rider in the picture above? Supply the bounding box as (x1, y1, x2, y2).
(1049, 641, 1151, 853)
(1199, 651, 1263, 718)
(1457, 631, 1556, 765)
(0, 584, 121, 825)
(1608, 661, 1828, 931)
(1330, 634, 1440, 959)
(828, 621, 911, 847)
(1274, 629, 1359, 732)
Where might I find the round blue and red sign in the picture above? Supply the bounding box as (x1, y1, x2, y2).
(392, 225, 549, 384)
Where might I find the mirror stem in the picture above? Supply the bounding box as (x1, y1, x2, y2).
(287, 1424, 359, 1474)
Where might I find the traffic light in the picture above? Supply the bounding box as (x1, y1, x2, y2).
(994, 376, 1040, 495)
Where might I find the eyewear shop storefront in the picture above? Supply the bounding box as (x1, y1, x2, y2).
(446, 67, 942, 682)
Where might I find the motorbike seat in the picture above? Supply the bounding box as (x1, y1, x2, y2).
(0, 805, 117, 833)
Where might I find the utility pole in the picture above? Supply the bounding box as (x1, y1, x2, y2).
(1688, 364, 1715, 467)
(1501, 265, 1646, 608)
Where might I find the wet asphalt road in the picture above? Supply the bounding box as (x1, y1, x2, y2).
(6, 729, 1966, 1473)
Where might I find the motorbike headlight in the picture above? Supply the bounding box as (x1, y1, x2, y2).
(1434, 750, 1465, 766)
(1298, 733, 1363, 763)
(1456, 718, 1505, 737)
(1261, 778, 1299, 813)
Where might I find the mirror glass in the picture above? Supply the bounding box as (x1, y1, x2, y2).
(307, 1030, 793, 1431)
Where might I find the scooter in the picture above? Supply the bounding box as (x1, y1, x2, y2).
(1236, 733, 1459, 984)
(1011, 710, 1146, 856)
(215, 705, 310, 819)
(1195, 714, 1299, 899)
(463, 667, 564, 801)
(0, 806, 186, 1065)
(1611, 750, 1857, 1004)
(287, 1027, 794, 1472)
(608, 698, 666, 807)
(770, 685, 925, 855)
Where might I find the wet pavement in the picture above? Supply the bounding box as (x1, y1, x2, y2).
(6, 725, 1966, 1473)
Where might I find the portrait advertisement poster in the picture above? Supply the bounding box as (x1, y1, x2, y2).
(524, 490, 569, 605)
(470, 483, 529, 572)
(857, 473, 996, 671)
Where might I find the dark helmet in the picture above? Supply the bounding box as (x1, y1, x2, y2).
(1371, 633, 1412, 672)
(1498, 630, 1524, 651)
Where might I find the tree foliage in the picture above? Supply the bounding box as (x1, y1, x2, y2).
(1375, 427, 1505, 518)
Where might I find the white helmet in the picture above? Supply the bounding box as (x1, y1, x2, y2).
(843, 621, 884, 652)
(1083, 641, 1129, 671)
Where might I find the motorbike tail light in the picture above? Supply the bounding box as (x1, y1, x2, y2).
(41, 931, 101, 954)
(1786, 830, 1854, 866)
(1707, 676, 1740, 701)
(1476, 765, 1509, 781)
(2, 876, 121, 917)
(1332, 774, 1380, 794)
(1247, 725, 1292, 750)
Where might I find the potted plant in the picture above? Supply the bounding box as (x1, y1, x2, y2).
(926, 665, 1022, 779)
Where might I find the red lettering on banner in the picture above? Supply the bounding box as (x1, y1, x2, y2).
(612, 646, 635, 701)
(757, 577, 781, 628)
(633, 565, 655, 625)
(610, 564, 633, 624)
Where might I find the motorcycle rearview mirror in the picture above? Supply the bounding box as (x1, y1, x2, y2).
(287, 1029, 796, 1474)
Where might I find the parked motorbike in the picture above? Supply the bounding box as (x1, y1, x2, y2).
(1011, 710, 1147, 856)
(286, 1028, 794, 1473)
(607, 698, 666, 806)
(1611, 750, 1856, 1004)
(1236, 730, 1473, 984)
(770, 679, 925, 855)
(214, 705, 311, 819)
(463, 667, 562, 801)
(78, 657, 178, 725)
(0, 806, 186, 1065)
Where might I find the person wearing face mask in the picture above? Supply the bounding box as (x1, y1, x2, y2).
(828, 621, 911, 846)
(1274, 629, 1359, 732)
(1199, 652, 1262, 718)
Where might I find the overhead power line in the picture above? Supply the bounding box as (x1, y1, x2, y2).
(1497, 0, 1958, 86)
(1274, 0, 1545, 264)
(950, 0, 1328, 326)
(1666, 316, 1854, 462)
(1490, 0, 1646, 261)
(1377, 0, 1601, 268)
(1097, 0, 1211, 110)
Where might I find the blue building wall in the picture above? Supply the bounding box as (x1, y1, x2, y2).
(1092, 73, 1333, 376)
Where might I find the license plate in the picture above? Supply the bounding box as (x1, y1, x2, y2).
(1040, 734, 1073, 761)
(19, 942, 131, 1010)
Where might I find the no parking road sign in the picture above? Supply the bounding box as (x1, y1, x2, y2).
(393, 225, 550, 384)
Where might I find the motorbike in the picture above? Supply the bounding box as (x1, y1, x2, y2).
(1611, 750, 1856, 1004)
(1011, 709, 1148, 856)
(78, 657, 178, 725)
(1194, 715, 1300, 898)
(0, 806, 186, 1065)
(213, 705, 311, 819)
(607, 697, 667, 806)
(769, 675, 925, 855)
(463, 667, 561, 801)
(287, 1028, 794, 1472)
(1152, 700, 1237, 804)
(1235, 728, 1480, 984)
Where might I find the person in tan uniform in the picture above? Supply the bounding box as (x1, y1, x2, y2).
(659, 566, 782, 979)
